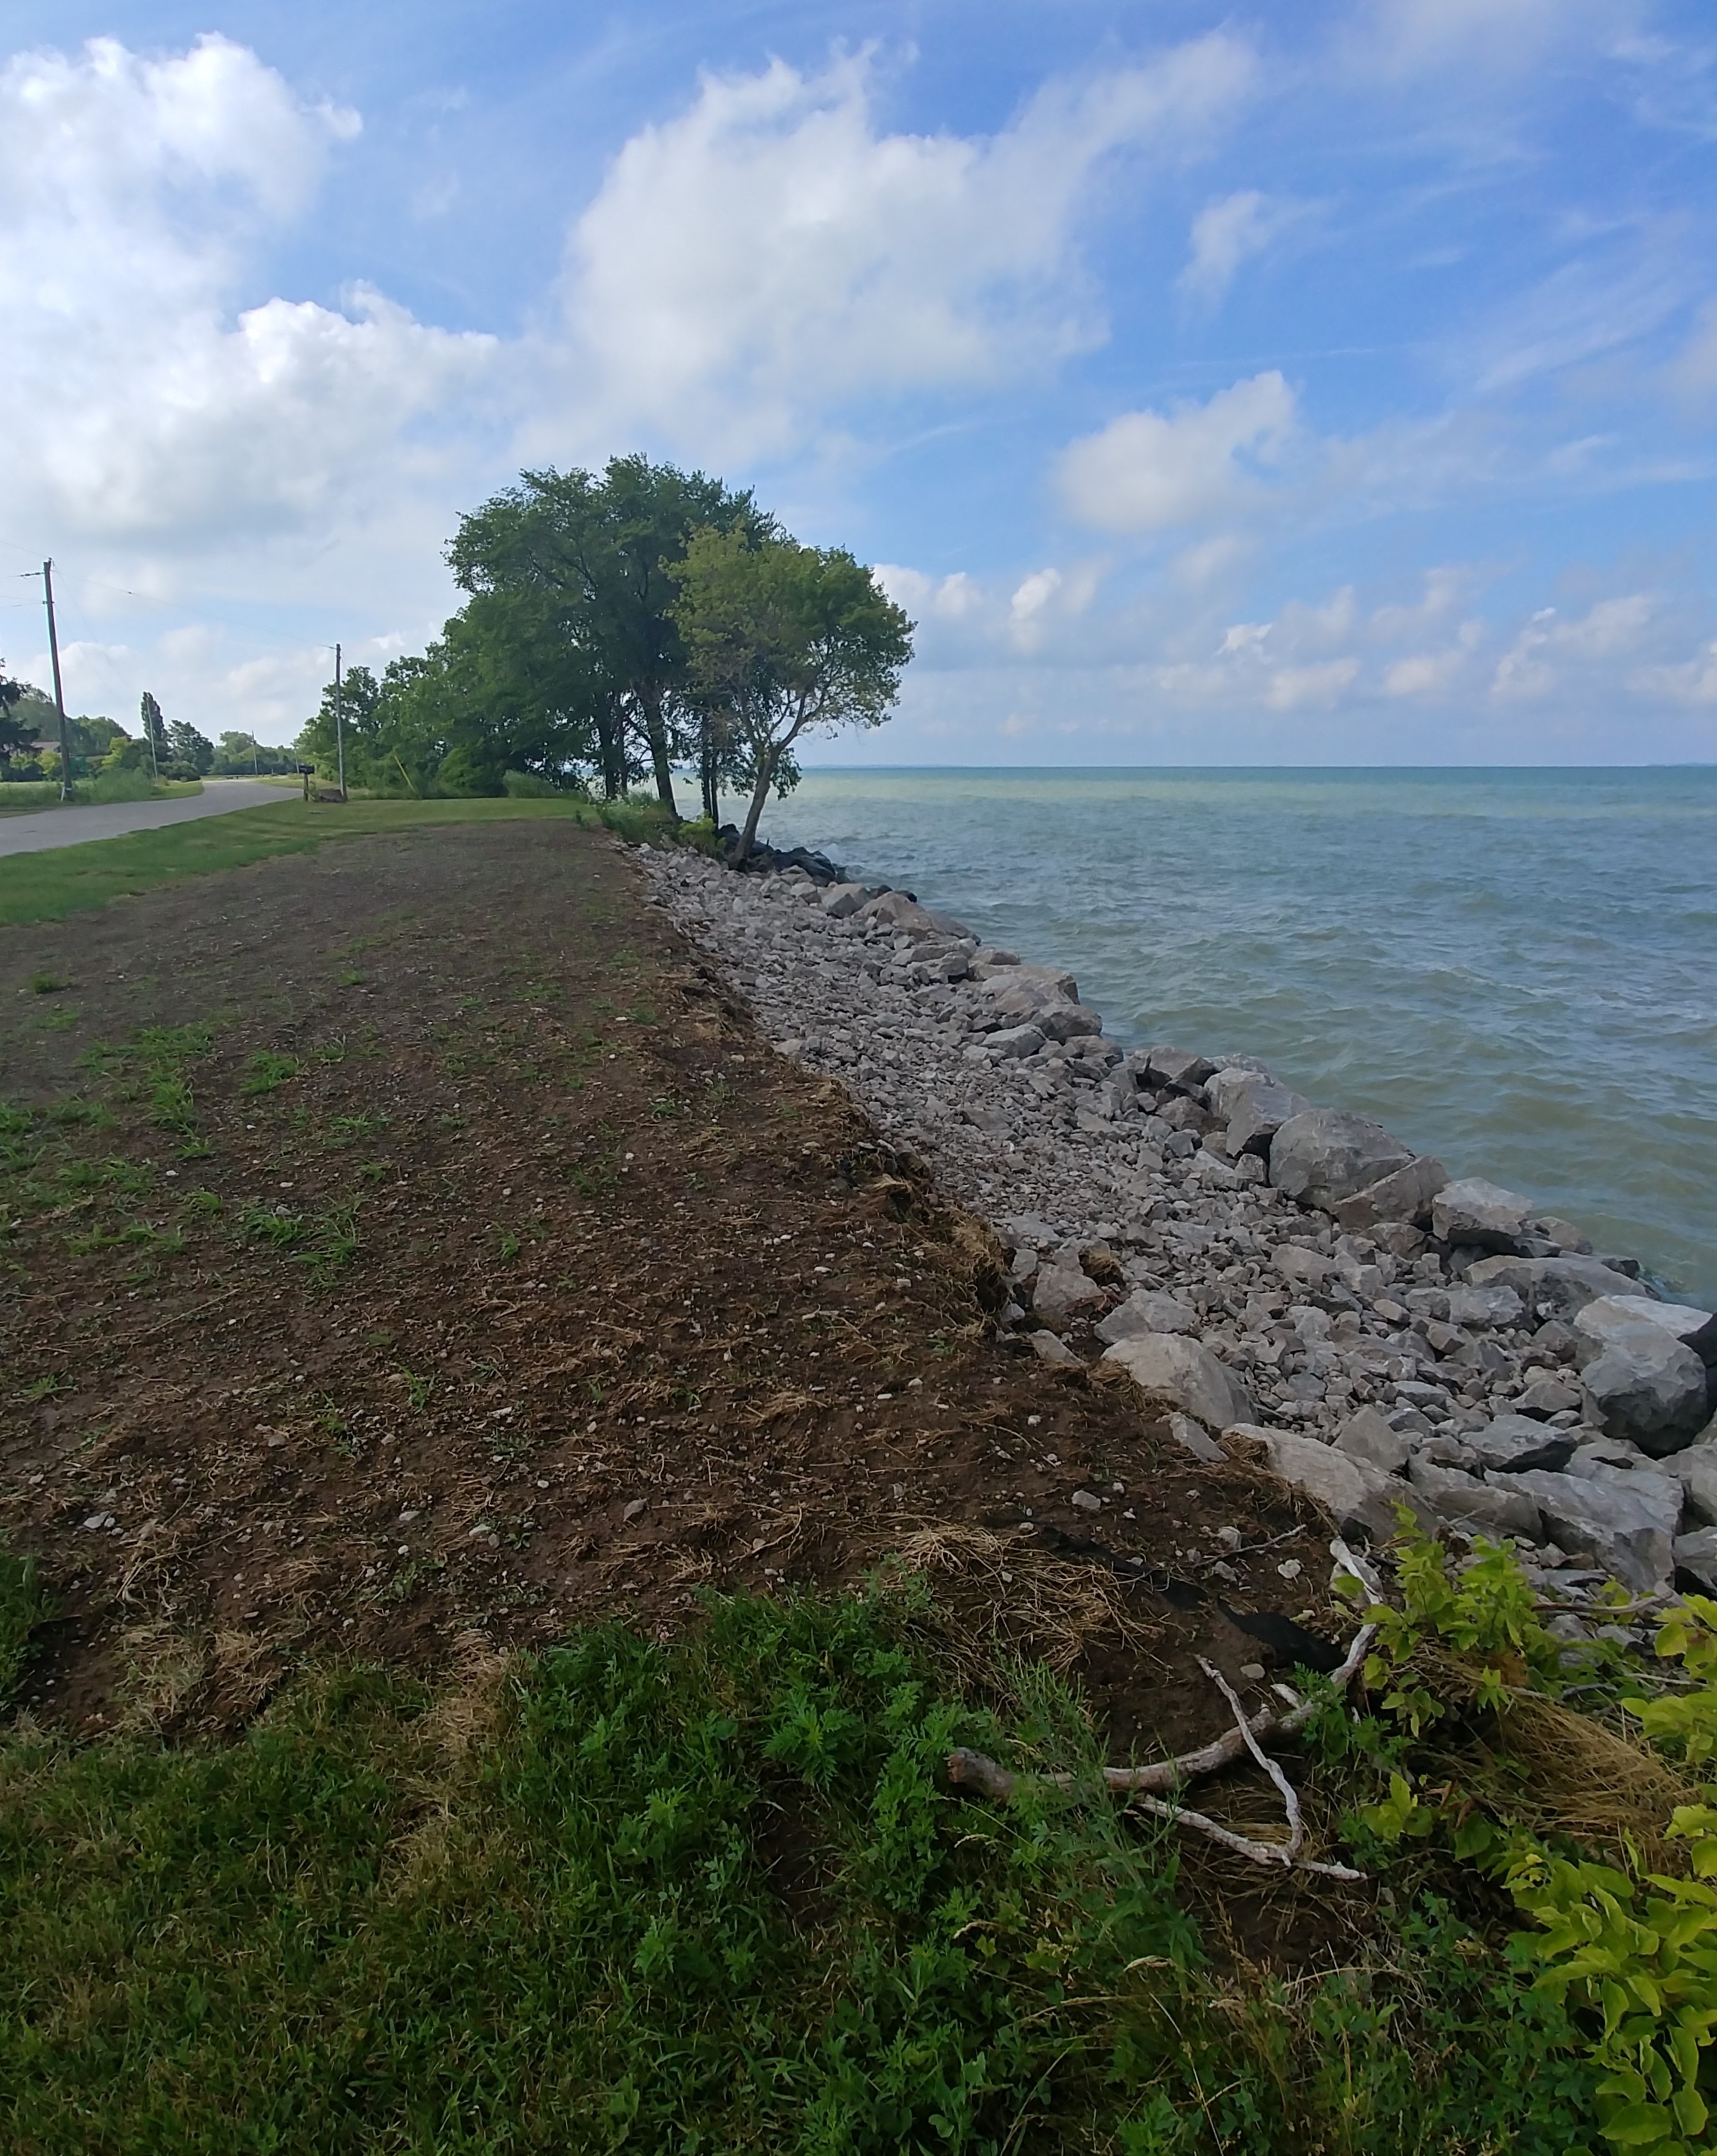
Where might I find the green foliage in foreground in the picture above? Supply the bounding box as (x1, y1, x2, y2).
(0, 795, 628, 926)
(0, 1580, 1598, 2155)
(1336, 1526, 1717, 2156)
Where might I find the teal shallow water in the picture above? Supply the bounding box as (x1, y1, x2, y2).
(740, 768, 1717, 1305)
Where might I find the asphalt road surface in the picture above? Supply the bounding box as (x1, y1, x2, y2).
(0, 779, 291, 860)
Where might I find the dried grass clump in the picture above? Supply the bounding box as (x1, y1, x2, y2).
(895, 1522, 1158, 1681)
(1417, 1643, 1700, 1867)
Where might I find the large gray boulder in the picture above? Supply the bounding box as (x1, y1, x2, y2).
(1230, 1422, 1430, 1541)
(1489, 1469, 1675, 1593)
(1031, 1259, 1105, 1328)
(1268, 1109, 1417, 1211)
(1465, 1253, 1643, 1319)
(1337, 1404, 1412, 1474)
(982, 961, 1080, 1010)
(1332, 1155, 1449, 1232)
(858, 891, 941, 936)
(1202, 1064, 1270, 1118)
(985, 1023, 1046, 1061)
(1406, 1458, 1541, 1542)
(1038, 1002, 1104, 1042)
(1104, 1332, 1256, 1431)
(1464, 1412, 1577, 1475)
(1432, 1178, 1536, 1251)
(1572, 1303, 1710, 1452)
(1445, 1283, 1526, 1330)
(819, 881, 870, 918)
(1591, 1294, 1717, 1368)
(1147, 1045, 1217, 1092)
(1095, 1289, 1198, 1345)
(1675, 1528, 1717, 1595)
(1224, 1078, 1314, 1157)
(1667, 1435, 1717, 1526)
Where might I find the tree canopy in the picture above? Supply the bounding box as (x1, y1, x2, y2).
(671, 531, 914, 860)
(293, 455, 913, 840)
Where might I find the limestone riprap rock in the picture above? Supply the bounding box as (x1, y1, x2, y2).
(1675, 1528, 1717, 1594)
(1228, 1422, 1428, 1540)
(1223, 1078, 1313, 1157)
(985, 1024, 1046, 1062)
(1668, 1437, 1717, 1526)
(1332, 1155, 1448, 1233)
(1432, 1178, 1536, 1251)
(1463, 1411, 1578, 1475)
(1104, 1332, 1255, 1431)
(1336, 1404, 1411, 1474)
(1267, 1109, 1417, 1211)
(1445, 1283, 1526, 1329)
(1590, 1294, 1717, 1368)
(1516, 1372, 1583, 1418)
(1406, 1458, 1541, 1542)
(980, 961, 1080, 1008)
(857, 891, 941, 936)
(1489, 1469, 1676, 1593)
(1030, 1258, 1105, 1328)
(1149, 1046, 1215, 1092)
(1572, 1302, 1710, 1452)
(1095, 1289, 1198, 1345)
(1465, 1253, 1642, 1319)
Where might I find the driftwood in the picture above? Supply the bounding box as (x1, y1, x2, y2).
(945, 1622, 1376, 1804)
(945, 1621, 1374, 1883)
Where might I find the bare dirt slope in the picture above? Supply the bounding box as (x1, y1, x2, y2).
(1, 822, 1339, 1833)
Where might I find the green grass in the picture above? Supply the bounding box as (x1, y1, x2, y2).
(0, 799, 604, 927)
(0, 1553, 48, 1712)
(0, 1577, 1600, 2154)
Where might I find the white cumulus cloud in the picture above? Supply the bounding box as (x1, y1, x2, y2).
(551, 37, 1257, 458)
(0, 35, 496, 545)
(1056, 372, 1298, 534)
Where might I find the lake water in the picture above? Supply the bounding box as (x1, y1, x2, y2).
(737, 767, 1717, 1305)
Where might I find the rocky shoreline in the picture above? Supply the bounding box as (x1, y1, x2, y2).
(640, 840, 1717, 1627)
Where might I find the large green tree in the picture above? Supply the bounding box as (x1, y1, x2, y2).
(448, 456, 774, 812)
(671, 530, 913, 862)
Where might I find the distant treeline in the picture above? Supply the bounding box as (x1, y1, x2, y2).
(296, 455, 913, 859)
(0, 670, 295, 786)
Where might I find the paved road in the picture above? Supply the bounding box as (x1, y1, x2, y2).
(0, 778, 292, 860)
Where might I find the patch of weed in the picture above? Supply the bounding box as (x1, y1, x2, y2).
(28, 971, 70, 994)
(239, 1051, 298, 1095)
(0, 1548, 49, 1708)
(322, 1111, 390, 1148)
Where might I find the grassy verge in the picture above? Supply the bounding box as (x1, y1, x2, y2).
(0, 778, 203, 817)
(0, 797, 666, 927)
(0, 1572, 1595, 2154)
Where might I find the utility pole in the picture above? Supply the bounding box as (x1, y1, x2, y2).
(333, 642, 345, 801)
(42, 561, 73, 802)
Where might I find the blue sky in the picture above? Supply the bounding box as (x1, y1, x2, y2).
(1, 0, 1714, 762)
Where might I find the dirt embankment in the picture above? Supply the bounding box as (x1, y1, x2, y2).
(1, 824, 1345, 1899)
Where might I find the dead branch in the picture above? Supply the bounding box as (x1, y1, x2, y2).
(1197, 1653, 1304, 1862)
(1128, 1794, 1367, 1882)
(945, 1622, 1376, 1805)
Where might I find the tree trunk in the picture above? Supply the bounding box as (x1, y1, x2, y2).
(639, 685, 678, 817)
(596, 696, 625, 801)
(735, 752, 774, 864)
(700, 712, 719, 824)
